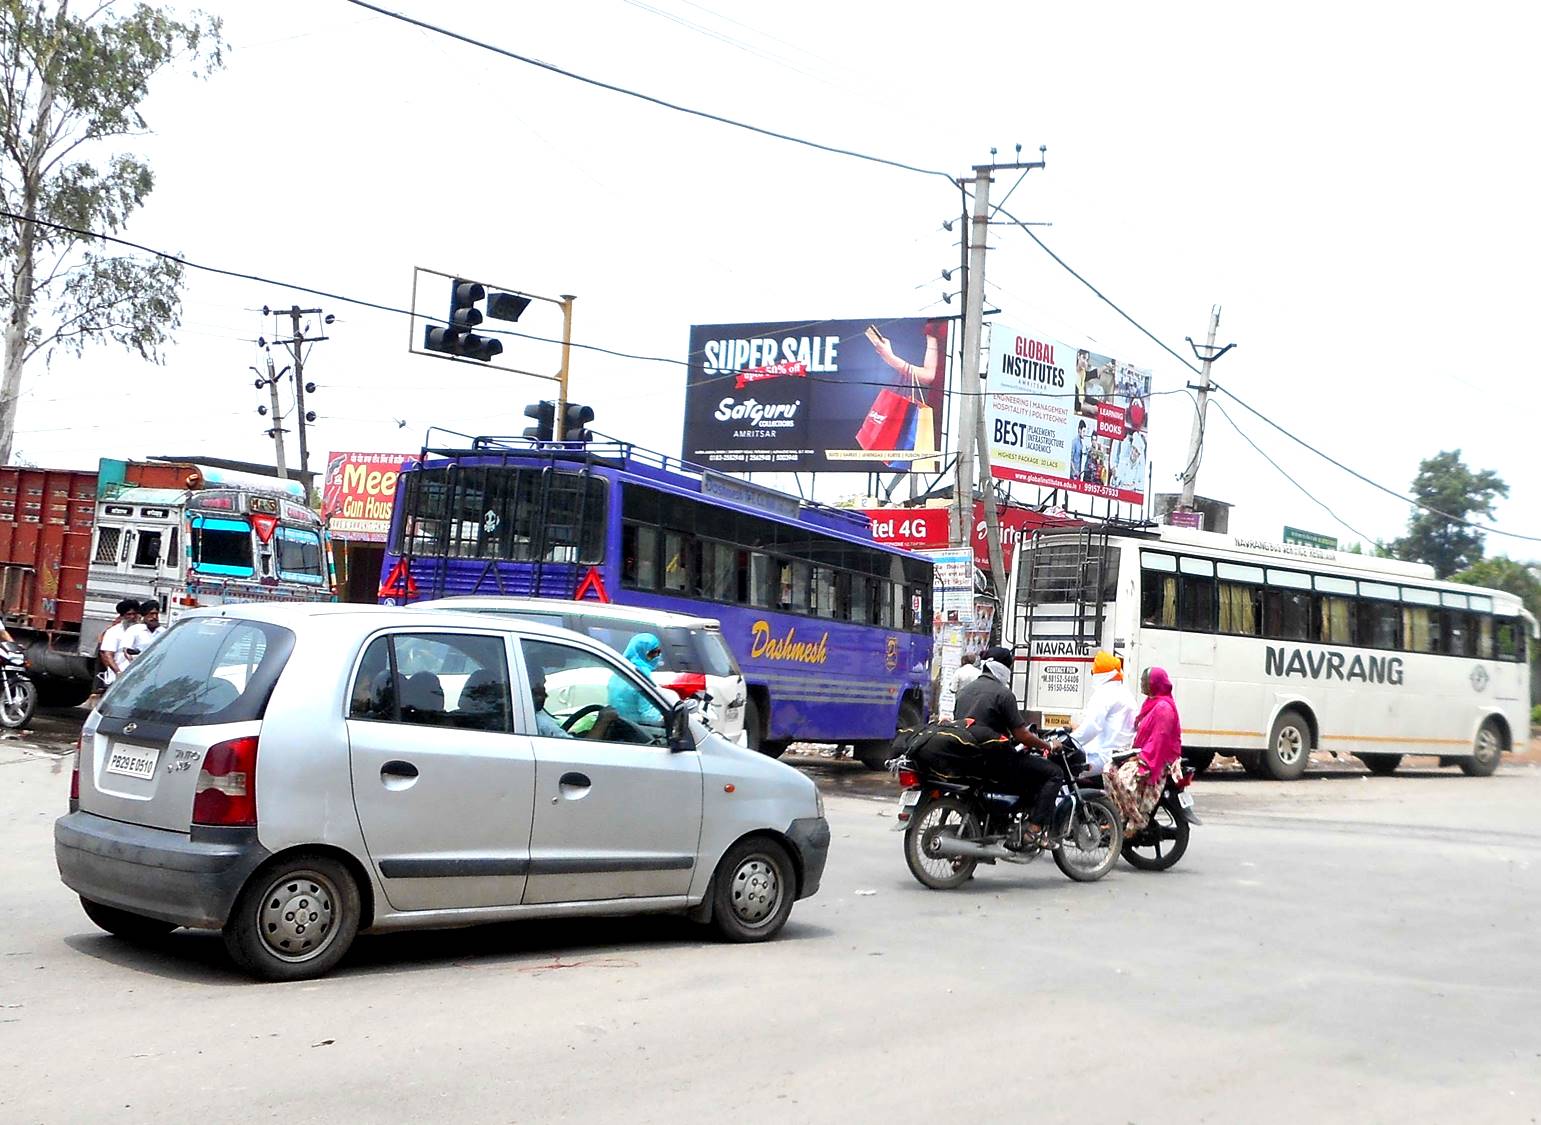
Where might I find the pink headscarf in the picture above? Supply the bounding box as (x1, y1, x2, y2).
(1134, 667, 1182, 778)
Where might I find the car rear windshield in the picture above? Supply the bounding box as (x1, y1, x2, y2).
(100, 617, 296, 726)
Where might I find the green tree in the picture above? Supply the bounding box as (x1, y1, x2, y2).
(0, 1, 223, 464)
(1389, 450, 1508, 579)
(1453, 556, 1541, 706)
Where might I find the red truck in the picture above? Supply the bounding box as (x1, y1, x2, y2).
(0, 459, 334, 706)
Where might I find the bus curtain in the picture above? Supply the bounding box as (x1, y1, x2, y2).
(1219, 583, 1256, 635)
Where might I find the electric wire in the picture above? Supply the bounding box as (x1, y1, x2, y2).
(341, 0, 955, 184)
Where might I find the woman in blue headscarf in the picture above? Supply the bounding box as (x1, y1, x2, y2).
(609, 632, 664, 726)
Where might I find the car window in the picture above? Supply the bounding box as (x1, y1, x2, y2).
(102, 618, 295, 726)
(584, 621, 701, 674)
(521, 638, 666, 746)
(348, 632, 512, 733)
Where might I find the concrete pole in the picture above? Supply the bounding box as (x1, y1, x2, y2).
(1179, 304, 1221, 509)
(952, 167, 993, 549)
(265, 352, 288, 479)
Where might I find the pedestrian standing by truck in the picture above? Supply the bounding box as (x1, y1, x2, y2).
(95, 599, 141, 689)
(121, 600, 162, 664)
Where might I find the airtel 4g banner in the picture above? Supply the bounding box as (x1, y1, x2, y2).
(684, 317, 949, 472)
(985, 323, 1152, 505)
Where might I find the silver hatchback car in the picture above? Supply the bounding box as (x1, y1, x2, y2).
(55, 604, 829, 981)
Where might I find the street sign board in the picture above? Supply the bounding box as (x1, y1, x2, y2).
(1282, 526, 1338, 550)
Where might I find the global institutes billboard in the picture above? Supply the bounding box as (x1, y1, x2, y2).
(986, 323, 1152, 506)
(683, 318, 948, 472)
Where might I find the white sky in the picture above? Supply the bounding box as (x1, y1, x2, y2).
(17, 0, 1539, 555)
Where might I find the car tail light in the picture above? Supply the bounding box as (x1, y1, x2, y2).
(657, 672, 708, 699)
(192, 736, 258, 827)
(69, 734, 81, 809)
(898, 769, 919, 788)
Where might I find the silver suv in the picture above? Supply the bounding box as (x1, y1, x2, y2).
(55, 604, 829, 981)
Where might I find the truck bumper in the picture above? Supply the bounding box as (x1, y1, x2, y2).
(55, 812, 270, 930)
(786, 815, 831, 900)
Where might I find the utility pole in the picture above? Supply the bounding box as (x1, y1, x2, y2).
(266, 304, 330, 482)
(252, 354, 289, 479)
(952, 149, 1046, 556)
(1180, 305, 1237, 510)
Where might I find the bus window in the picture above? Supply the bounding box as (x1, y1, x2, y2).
(813, 566, 836, 620)
(631, 526, 660, 589)
(1357, 582, 1400, 650)
(748, 552, 774, 608)
(1496, 618, 1521, 662)
(1217, 562, 1263, 636)
(277, 527, 325, 583)
(850, 572, 870, 623)
(1441, 592, 1471, 656)
(1474, 614, 1494, 660)
(1178, 556, 1215, 633)
(662, 532, 694, 594)
(1315, 575, 1356, 646)
(701, 540, 735, 601)
(1140, 552, 1177, 628)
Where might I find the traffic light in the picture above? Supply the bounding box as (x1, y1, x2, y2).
(563, 403, 594, 443)
(423, 278, 504, 362)
(523, 400, 555, 442)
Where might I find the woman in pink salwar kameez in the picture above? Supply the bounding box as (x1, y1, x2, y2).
(1104, 666, 1183, 832)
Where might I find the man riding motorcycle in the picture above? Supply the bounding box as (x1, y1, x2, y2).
(1070, 650, 1137, 777)
(952, 646, 1062, 846)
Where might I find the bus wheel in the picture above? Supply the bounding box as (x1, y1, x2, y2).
(1262, 710, 1312, 781)
(1181, 749, 1215, 775)
(1359, 753, 1401, 776)
(1461, 720, 1504, 777)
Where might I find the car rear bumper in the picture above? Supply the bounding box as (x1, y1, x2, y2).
(55, 812, 270, 930)
(785, 815, 831, 899)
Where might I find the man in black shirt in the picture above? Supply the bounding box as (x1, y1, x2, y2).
(953, 646, 1062, 843)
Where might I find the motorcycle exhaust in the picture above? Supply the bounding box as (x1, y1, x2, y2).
(930, 835, 1037, 864)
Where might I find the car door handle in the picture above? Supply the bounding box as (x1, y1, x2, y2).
(381, 760, 419, 791)
(557, 771, 591, 801)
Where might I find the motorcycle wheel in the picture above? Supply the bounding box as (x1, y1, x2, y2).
(1122, 797, 1190, 871)
(1053, 791, 1123, 882)
(904, 795, 980, 890)
(0, 677, 37, 729)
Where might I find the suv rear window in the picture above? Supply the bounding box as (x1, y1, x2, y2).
(584, 621, 735, 676)
(101, 617, 296, 726)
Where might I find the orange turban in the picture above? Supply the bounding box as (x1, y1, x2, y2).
(1092, 651, 1123, 680)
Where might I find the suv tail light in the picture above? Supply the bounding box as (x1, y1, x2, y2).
(69, 734, 81, 810)
(657, 672, 708, 699)
(192, 736, 259, 827)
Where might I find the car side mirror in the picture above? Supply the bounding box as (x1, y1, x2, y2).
(667, 702, 696, 752)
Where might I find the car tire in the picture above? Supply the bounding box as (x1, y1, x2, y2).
(1262, 709, 1312, 781)
(1359, 753, 1402, 776)
(744, 695, 766, 755)
(80, 897, 177, 942)
(710, 838, 797, 943)
(1460, 720, 1504, 777)
(761, 741, 790, 759)
(223, 854, 361, 982)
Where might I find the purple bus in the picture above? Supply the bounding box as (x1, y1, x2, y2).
(378, 435, 933, 766)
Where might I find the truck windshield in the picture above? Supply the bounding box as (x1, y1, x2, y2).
(277, 527, 325, 583)
(191, 516, 254, 576)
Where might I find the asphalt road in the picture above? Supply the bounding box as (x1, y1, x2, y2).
(3, 725, 1539, 1123)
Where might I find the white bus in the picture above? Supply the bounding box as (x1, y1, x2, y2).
(1004, 526, 1536, 779)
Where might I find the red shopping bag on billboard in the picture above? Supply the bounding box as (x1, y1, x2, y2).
(856, 387, 912, 452)
(885, 403, 921, 469)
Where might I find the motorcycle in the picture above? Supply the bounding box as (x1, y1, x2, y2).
(893, 734, 1124, 890)
(1092, 753, 1200, 872)
(0, 640, 37, 729)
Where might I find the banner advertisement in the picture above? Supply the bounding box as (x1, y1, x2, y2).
(321, 452, 419, 543)
(684, 317, 949, 472)
(969, 502, 1080, 572)
(926, 546, 974, 626)
(862, 506, 951, 551)
(985, 323, 1152, 505)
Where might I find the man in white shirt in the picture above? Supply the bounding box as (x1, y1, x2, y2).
(121, 600, 163, 663)
(96, 599, 142, 688)
(1071, 650, 1137, 776)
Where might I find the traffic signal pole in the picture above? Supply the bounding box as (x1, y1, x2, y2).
(554, 294, 575, 441)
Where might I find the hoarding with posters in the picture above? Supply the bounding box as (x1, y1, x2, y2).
(683, 317, 949, 471)
(985, 322, 1152, 505)
(320, 451, 419, 543)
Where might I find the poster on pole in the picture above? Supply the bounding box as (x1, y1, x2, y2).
(683, 317, 949, 471)
(985, 323, 1152, 505)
